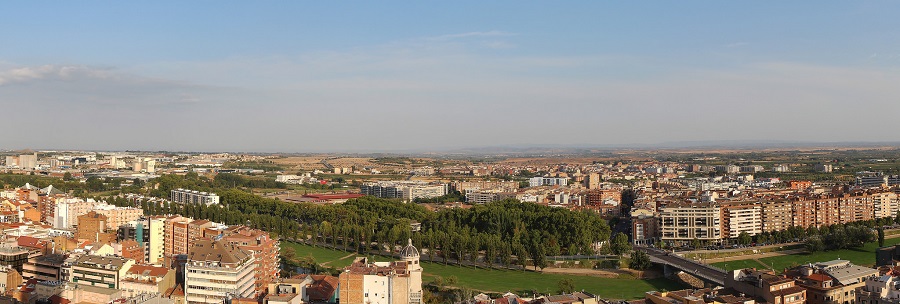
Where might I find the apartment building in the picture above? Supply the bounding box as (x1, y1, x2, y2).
(632, 215, 659, 246)
(53, 199, 97, 229)
(17, 154, 37, 170)
(465, 190, 504, 204)
(873, 192, 900, 219)
(93, 204, 143, 230)
(740, 165, 765, 173)
(659, 202, 723, 245)
(838, 194, 875, 223)
(164, 216, 216, 258)
(402, 185, 446, 201)
(22, 253, 66, 281)
(528, 177, 568, 187)
(0, 267, 22, 295)
(721, 202, 762, 239)
(185, 239, 256, 304)
(147, 217, 166, 264)
(715, 165, 741, 174)
(760, 199, 794, 232)
(814, 164, 833, 173)
(451, 180, 519, 193)
(0, 246, 28, 273)
(69, 255, 135, 289)
(584, 189, 621, 206)
(791, 198, 818, 228)
(584, 173, 601, 189)
(360, 181, 447, 202)
(75, 211, 115, 243)
(221, 226, 280, 298)
(170, 189, 220, 205)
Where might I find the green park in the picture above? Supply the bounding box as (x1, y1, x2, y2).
(711, 235, 900, 273)
(281, 242, 683, 299)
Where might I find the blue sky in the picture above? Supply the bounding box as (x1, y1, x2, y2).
(2, 2, 900, 152)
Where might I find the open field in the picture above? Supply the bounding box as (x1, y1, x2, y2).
(420, 262, 682, 299)
(281, 242, 359, 264)
(711, 237, 900, 272)
(280, 242, 683, 299)
(271, 156, 330, 170)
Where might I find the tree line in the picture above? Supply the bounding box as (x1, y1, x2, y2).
(131, 174, 612, 271)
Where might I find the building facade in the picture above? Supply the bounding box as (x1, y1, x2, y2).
(185, 239, 256, 304)
(170, 189, 220, 205)
(338, 239, 423, 304)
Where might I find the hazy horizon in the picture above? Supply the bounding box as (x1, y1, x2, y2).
(3, 2, 900, 152)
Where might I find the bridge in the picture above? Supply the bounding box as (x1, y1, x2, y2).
(639, 247, 727, 286)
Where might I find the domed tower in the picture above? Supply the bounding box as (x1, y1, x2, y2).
(399, 238, 423, 303)
(399, 238, 421, 271)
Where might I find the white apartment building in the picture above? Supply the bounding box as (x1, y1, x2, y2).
(53, 199, 98, 229)
(528, 177, 569, 187)
(18, 154, 37, 170)
(147, 217, 166, 265)
(402, 185, 446, 202)
(659, 202, 723, 245)
(171, 189, 220, 205)
(873, 192, 899, 219)
(185, 239, 256, 304)
(723, 204, 762, 238)
(93, 204, 143, 230)
(360, 181, 447, 202)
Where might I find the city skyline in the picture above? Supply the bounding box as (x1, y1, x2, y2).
(3, 2, 900, 152)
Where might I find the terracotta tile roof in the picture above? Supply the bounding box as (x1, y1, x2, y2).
(17, 236, 43, 249)
(187, 239, 250, 265)
(807, 273, 832, 282)
(127, 264, 169, 278)
(305, 275, 338, 301)
(48, 295, 71, 304)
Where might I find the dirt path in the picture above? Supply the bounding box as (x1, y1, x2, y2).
(540, 267, 621, 278)
(700, 248, 807, 263)
(320, 253, 358, 266)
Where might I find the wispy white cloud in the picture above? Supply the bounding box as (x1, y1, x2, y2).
(0, 64, 224, 108)
(0, 65, 114, 85)
(5, 40, 900, 151)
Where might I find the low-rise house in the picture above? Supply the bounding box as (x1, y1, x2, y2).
(726, 268, 806, 304)
(22, 253, 66, 281)
(266, 274, 338, 304)
(69, 254, 134, 289)
(646, 289, 755, 304)
(857, 274, 900, 304)
(120, 264, 175, 298)
(785, 260, 877, 304)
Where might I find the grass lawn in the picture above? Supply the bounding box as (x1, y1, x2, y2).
(281, 242, 359, 265)
(710, 259, 768, 271)
(711, 237, 900, 273)
(280, 242, 682, 299)
(421, 262, 682, 299)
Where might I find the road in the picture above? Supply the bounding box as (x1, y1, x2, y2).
(641, 247, 726, 286)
